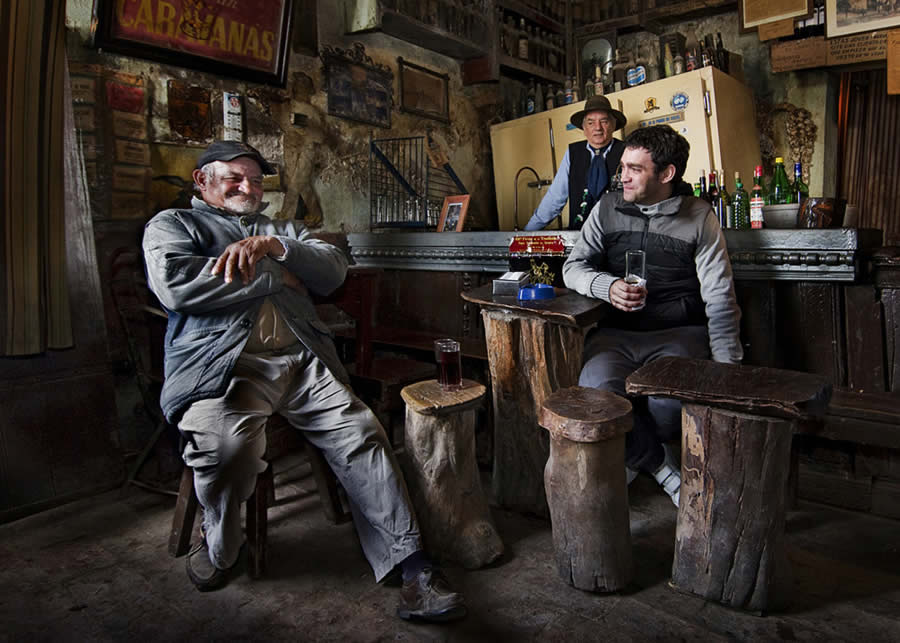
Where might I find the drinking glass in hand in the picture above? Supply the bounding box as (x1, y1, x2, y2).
(434, 339, 462, 391)
(624, 249, 647, 310)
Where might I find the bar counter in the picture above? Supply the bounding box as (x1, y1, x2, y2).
(348, 228, 883, 282)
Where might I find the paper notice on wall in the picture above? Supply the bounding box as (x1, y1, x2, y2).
(889, 30, 900, 95)
(827, 31, 888, 66)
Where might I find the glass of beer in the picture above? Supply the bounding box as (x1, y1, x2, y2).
(434, 339, 462, 391)
(625, 249, 647, 310)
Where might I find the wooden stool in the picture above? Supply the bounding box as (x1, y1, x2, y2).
(400, 378, 503, 569)
(627, 356, 832, 612)
(168, 425, 349, 579)
(538, 386, 634, 592)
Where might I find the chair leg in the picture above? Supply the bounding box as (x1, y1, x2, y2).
(168, 465, 198, 557)
(303, 438, 350, 524)
(246, 464, 272, 579)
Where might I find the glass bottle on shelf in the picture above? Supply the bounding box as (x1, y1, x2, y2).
(718, 170, 731, 228)
(535, 82, 544, 113)
(698, 170, 709, 202)
(505, 15, 516, 56)
(663, 42, 674, 78)
(768, 156, 793, 204)
(716, 33, 728, 73)
(612, 49, 629, 92)
(673, 52, 684, 75)
(594, 58, 605, 96)
(584, 74, 594, 100)
(793, 162, 809, 202)
(555, 84, 565, 107)
(564, 76, 574, 104)
(518, 18, 529, 61)
(750, 165, 766, 228)
(545, 86, 556, 111)
(526, 79, 536, 115)
(731, 171, 750, 230)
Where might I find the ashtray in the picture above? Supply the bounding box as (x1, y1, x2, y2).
(518, 283, 555, 300)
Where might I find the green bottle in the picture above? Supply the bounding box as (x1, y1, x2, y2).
(768, 156, 793, 205)
(718, 170, 732, 228)
(793, 162, 809, 203)
(731, 171, 750, 230)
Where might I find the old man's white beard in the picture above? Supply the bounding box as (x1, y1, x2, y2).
(222, 194, 262, 215)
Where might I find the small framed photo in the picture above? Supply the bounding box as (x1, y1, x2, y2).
(437, 195, 470, 232)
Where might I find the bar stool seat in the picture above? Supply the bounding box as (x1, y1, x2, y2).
(539, 386, 634, 592)
(400, 378, 503, 569)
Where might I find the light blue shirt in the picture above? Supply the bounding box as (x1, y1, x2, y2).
(524, 141, 614, 231)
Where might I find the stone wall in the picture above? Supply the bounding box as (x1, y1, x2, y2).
(65, 0, 502, 232)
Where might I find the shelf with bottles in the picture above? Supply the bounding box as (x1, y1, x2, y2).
(343, 0, 491, 60)
(574, 0, 737, 36)
(463, 0, 569, 86)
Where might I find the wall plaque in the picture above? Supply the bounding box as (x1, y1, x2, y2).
(112, 111, 148, 140)
(115, 140, 151, 166)
(71, 76, 96, 103)
(112, 165, 149, 193)
(106, 81, 145, 113)
(167, 81, 212, 141)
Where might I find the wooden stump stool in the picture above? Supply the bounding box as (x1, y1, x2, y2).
(401, 379, 503, 569)
(627, 357, 832, 613)
(538, 386, 634, 592)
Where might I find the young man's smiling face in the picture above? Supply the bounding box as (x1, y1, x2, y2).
(620, 146, 675, 205)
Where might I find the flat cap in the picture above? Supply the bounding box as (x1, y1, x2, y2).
(195, 140, 276, 175)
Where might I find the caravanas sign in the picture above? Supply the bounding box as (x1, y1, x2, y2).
(92, 0, 294, 86)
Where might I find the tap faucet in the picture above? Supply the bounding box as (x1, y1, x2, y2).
(514, 166, 541, 231)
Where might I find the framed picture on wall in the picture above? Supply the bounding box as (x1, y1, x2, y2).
(321, 44, 393, 129)
(398, 58, 449, 123)
(826, 0, 900, 37)
(91, 0, 294, 86)
(438, 195, 470, 232)
(739, 0, 810, 31)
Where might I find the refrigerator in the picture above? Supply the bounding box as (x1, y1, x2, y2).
(490, 66, 761, 231)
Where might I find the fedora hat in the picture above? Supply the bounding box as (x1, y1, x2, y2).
(569, 95, 627, 131)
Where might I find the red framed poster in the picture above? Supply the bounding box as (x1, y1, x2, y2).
(92, 0, 294, 86)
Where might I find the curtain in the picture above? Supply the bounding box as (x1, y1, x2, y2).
(838, 69, 900, 246)
(1, 0, 72, 355)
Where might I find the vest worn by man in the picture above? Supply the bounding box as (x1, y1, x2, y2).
(567, 139, 625, 230)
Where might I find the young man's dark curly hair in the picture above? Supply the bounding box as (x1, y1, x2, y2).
(623, 125, 691, 185)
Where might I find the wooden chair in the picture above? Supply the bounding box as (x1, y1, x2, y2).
(168, 415, 350, 578)
(318, 267, 437, 442)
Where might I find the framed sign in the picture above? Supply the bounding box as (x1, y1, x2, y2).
(438, 195, 470, 232)
(91, 0, 294, 86)
(740, 0, 810, 31)
(398, 58, 449, 123)
(321, 44, 393, 129)
(826, 0, 900, 38)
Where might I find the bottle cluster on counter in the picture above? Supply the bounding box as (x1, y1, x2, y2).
(694, 159, 810, 230)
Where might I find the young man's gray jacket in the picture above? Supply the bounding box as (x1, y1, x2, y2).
(143, 197, 349, 423)
(563, 191, 743, 364)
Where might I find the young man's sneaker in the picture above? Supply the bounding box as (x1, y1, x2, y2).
(651, 444, 681, 507)
(185, 538, 235, 592)
(397, 567, 467, 622)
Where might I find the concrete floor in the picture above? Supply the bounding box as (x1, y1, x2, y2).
(2, 453, 900, 642)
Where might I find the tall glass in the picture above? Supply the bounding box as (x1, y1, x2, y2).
(625, 249, 647, 310)
(434, 339, 462, 391)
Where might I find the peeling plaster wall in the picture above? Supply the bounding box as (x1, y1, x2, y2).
(618, 13, 838, 197)
(65, 1, 502, 232)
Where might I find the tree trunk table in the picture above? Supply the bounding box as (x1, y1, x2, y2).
(626, 356, 832, 613)
(461, 284, 607, 517)
(539, 387, 634, 592)
(400, 378, 503, 569)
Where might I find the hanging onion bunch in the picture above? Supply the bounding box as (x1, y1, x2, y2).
(785, 106, 816, 184)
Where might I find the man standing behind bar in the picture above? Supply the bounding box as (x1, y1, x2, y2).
(562, 125, 743, 506)
(143, 141, 465, 622)
(524, 95, 627, 231)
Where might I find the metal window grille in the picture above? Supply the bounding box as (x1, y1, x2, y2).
(369, 136, 461, 230)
